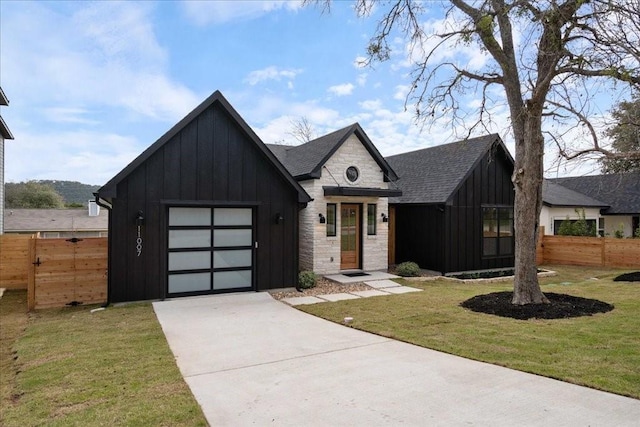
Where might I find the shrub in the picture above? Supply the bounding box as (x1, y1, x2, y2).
(614, 223, 625, 238)
(557, 217, 574, 236)
(298, 271, 317, 289)
(557, 209, 596, 236)
(396, 261, 421, 277)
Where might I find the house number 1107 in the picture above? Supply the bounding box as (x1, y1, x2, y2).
(136, 225, 143, 257)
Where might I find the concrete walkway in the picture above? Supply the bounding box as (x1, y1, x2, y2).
(282, 278, 422, 306)
(153, 293, 640, 426)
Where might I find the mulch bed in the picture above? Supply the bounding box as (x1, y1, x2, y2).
(613, 272, 640, 282)
(461, 292, 614, 320)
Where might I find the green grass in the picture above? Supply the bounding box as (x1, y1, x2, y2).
(0, 291, 206, 426)
(299, 265, 640, 399)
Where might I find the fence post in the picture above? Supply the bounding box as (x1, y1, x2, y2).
(27, 236, 36, 311)
(536, 226, 545, 265)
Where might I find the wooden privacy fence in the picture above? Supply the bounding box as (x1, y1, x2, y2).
(538, 235, 640, 268)
(0, 234, 35, 289)
(28, 237, 108, 310)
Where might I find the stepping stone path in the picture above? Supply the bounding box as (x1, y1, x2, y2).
(281, 279, 422, 306)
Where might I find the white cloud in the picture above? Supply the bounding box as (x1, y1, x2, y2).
(327, 83, 355, 97)
(359, 99, 382, 111)
(3, 2, 200, 122)
(5, 128, 143, 185)
(244, 66, 303, 86)
(42, 107, 99, 125)
(356, 73, 368, 87)
(353, 56, 368, 68)
(246, 96, 342, 144)
(182, 0, 303, 26)
(394, 85, 410, 101)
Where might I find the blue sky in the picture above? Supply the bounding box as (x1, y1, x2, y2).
(0, 1, 613, 185)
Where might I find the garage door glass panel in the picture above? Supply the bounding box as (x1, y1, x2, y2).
(214, 270, 252, 289)
(168, 206, 254, 296)
(213, 250, 252, 269)
(169, 252, 211, 271)
(169, 207, 211, 226)
(214, 208, 252, 226)
(214, 229, 252, 247)
(168, 273, 210, 293)
(169, 230, 211, 249)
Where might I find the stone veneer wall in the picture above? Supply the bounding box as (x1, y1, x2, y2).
(297, 134, 391, 274)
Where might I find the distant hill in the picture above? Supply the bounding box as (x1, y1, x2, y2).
(10, 180, 101, 206)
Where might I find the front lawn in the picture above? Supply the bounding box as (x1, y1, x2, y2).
(299, 265, 640, 399)
(0, 291, 207, 426)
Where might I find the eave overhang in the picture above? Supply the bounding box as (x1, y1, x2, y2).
(323, 186, 402, 198)
(0, 115, 14, 140)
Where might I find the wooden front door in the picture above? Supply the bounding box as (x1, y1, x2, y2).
(341, 204, 360, 270)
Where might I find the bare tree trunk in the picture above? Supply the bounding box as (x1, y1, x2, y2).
(512, 114, 549, 305)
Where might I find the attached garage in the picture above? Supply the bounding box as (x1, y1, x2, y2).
(96, 91, 310, 303)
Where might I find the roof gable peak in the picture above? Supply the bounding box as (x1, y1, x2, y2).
(97, 90, 310, 203)
(269, 122, 398, 182)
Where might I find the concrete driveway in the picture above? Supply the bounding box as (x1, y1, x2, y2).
(153, 293, 640, 426)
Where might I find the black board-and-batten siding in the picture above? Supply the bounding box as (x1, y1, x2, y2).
(392, 138, 515, 274)
(98, 92, 310, 303)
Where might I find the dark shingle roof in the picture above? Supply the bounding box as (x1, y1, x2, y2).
(4, 208, 108, 232)
(386, 134, 507, 204)
(547, 173, 640, 214)
(267, 123, 398, 181)
(542, 180, 608, 208)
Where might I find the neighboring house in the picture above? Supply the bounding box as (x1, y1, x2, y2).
(387, 135, 516, 274)
(96, 91, 311, 303)
(542, 173, 640, 237)
(268, 124, 400, 274)
(3, 201, 108, 237)
(1, 86, 15, 235)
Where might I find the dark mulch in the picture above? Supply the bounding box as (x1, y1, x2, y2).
(461, 292, 614, 320)
(613, 271, 640, 282)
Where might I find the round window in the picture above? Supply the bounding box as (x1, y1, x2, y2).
(345, 166, 359, 183)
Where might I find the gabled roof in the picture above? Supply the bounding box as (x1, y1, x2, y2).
(267, 123, 398, 181)
(0, 115, 13, 140)
(542, 180, 608, 208)
(97, 91, 311, 203)
(546, 173, 640, 215)
(4, 208, 108, 233)
(0, 87, 8, 106)
(386, 134, 510, 204)
(0, 86, 14, 140)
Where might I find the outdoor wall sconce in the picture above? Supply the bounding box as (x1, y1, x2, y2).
(275, 213, 284, 224)
(135, 210, 145, 226)
(319, 213, 326, 224)
(381, 213, 388, 223)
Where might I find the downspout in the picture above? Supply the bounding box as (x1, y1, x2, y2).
(94, 193, 112, 307)
(295, 202, 306, 292)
